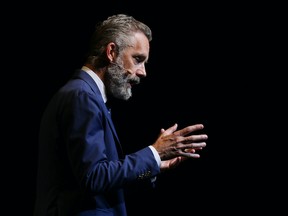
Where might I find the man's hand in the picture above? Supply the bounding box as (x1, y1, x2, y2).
(152, 123, 208, 163)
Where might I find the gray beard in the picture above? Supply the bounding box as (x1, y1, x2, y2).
(105, 64, 133, 100)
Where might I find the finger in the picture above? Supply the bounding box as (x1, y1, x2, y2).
(161, 123, 178, 136)
(170, 157, 182, 167)
(184, 147, 203, 153)
(169, 134, 207, 145)
(178, 156, 189, 162)
(172, 143, 206, 156)
(182, 134, 208, 143)
(158, 128, 165, 137)
(173, 124, 204, 136)
(180, 142, 207, 149)
(184, 149, 196, 153)
(179, 152, 201, 158)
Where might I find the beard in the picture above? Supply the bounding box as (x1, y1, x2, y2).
(104, 62, 140, 100)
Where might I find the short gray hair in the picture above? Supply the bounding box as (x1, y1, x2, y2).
(89, 14, 152, 58)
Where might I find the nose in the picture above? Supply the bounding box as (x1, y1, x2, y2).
(136, 64, 147, 77)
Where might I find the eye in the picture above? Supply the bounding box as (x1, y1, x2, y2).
(134, 55, 147, 64)
(135, 57, 142, 64)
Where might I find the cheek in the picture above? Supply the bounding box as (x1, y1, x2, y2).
(125, 65, 137, 74)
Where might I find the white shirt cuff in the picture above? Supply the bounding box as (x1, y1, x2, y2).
(148, 145, 161, 168)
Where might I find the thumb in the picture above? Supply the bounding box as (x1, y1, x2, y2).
(161, 123, 178, 136)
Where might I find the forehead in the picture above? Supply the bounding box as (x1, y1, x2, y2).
(125, 32, 150, 60)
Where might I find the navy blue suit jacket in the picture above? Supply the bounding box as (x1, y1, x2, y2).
(34, 70, 160, 216)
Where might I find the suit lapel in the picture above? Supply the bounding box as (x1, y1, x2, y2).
(74, 70, 123, 154)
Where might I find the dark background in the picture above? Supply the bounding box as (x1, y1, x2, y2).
(4, 1, 284, 215)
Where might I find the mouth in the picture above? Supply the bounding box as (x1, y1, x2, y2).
(128, 79, 140, 86)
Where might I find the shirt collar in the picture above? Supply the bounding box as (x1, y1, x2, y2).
(81, 66, 107, 103)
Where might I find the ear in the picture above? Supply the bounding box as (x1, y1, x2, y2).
(106, 42, 117, 62)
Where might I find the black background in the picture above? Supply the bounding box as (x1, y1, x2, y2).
(4, 1, 284, 215)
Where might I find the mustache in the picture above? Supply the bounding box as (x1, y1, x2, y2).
(127, 75, 140, 85)
(109, 61, 140, 85)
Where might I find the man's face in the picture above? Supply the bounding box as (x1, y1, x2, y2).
(105, 32, 150, 100)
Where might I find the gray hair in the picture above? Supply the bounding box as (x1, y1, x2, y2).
(87, 14, 152, 67)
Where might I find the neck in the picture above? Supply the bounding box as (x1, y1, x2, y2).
(84, 63, 105, 81)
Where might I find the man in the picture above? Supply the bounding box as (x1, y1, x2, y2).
(34, 14, 208, 216)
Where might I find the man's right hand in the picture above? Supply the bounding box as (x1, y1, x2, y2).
(152, 123, 208, 162)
